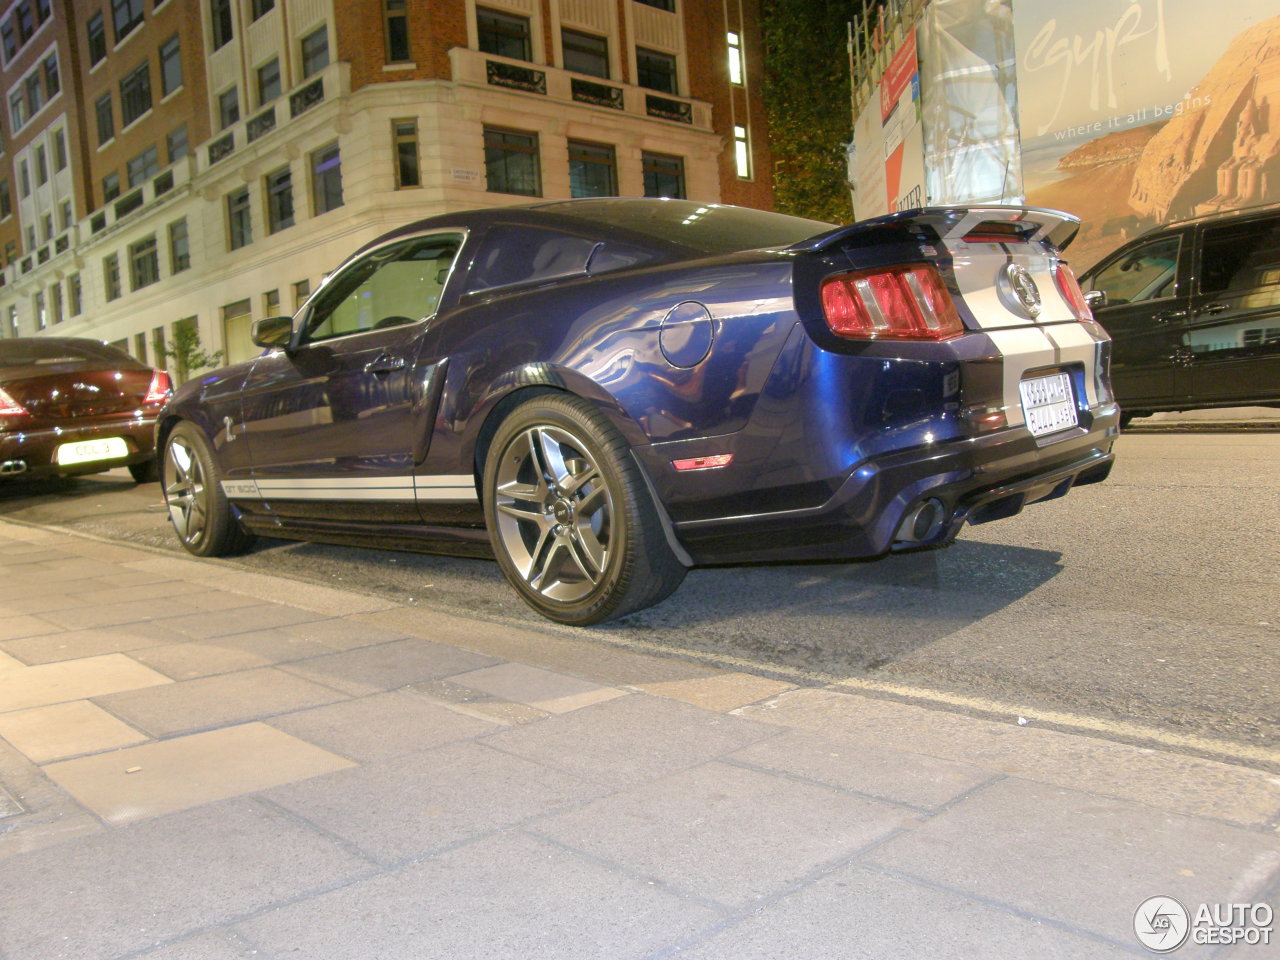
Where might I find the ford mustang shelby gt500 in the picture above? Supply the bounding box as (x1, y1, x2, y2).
(159, 199, 1117, 624)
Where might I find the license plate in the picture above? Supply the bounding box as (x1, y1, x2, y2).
(1019, 373, 1078, 437)
(55, 437, 129, 465)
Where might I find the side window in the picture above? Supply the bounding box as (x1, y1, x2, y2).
(1087, 236, 1181, 305)
(465, 225, 651, 294)
(1199, 215, 1280, 296)
(303, 234, 462, 342)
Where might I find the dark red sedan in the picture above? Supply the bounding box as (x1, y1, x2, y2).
(0, 337, 171, 483)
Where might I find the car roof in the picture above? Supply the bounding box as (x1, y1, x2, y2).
(1145, 201, 1280, 234)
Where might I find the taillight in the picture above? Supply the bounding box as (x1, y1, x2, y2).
(143, 370, 172, 406)
(0, 386, 28, 417)
(821, 264, 964, 341)
(1053, 261, 1092, 320)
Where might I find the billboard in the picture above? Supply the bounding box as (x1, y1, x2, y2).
(1012, 0, 1280, 268)
(854, 28, 927, 219)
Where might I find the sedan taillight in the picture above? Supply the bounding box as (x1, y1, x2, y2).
(143, 370, 173, 406)
(821, 264, 964, 341)
(0, 386, 28, 417)
(1053, 260, 1093, 320)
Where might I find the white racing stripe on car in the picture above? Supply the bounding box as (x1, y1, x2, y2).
(219, 475, 477, 502)
(985, 327, 1058, 428)
(1042, 321, 1102, 407)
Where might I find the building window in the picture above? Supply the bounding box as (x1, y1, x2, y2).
(59, 198, 71, 230)
(264, 288, 280, 315)
(18, 160, 28, 198)
(484, 127, 539, 197)
(569, 140, 616, 198)
(733, 124, 751, 178)
(310, 142, 343, 214)
(133, 332, 147, 362)
(24, 72, 42, 118)
(129, 234, 159, 290)
(160, 34, 182, 96)
(7, 305, 17, 337)
(34, 291, 45, 330)
(385, 0, 409, 62)
(43, 53, 59, 98)
(227, 187, 251, 250)
(168, 218, 190, 272)
(393, 120, 419, 188)
(635, 0, 675, 10)
(562, 29, 608, 78)
(35, 0, 50, 24)
(301, 26, 329, 78)
(104, 253, 122, 301)
(126, 145, 158, 187)
(266, 166, 294, 233)
(477, 7, 530, 61)
(25, 225, 34, 249)
(251, 0, 274, 20)
(636, 47, 677, 94)
(34, 145, 46, 185)
(642, 151, 685, 198)
(256, 58, 280, 105)
(53, 128, 67, 170)
(103, 171, 121, 203)
(95, 93, 114, 144)
(41, 212, 51, 241)
(112, 0, 144, 42)
(120, 61, 151, 126)
(167, 124, 188, 162)
(293, 278, 310, 310)
(0, 21, 13, 61)
(218, 86, 239, 130)
(9, 91, 25, 130)
(69, 273, 81, 315)
(50, 282, 62, 324)
(0, 180, 9, 218)
(151, 326, 166, 370)
(87, 13, 107, 64)
(726, 31, 743, 85)
(210, 0, 233, 49)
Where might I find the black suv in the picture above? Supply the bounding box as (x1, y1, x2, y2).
(1080, 204, 1280, 426)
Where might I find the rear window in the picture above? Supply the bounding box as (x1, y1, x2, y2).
(0, 339, 143, 368)
(533, 199, 833, 256)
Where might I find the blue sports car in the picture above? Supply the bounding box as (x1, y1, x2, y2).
(159, 199, 1117, 624)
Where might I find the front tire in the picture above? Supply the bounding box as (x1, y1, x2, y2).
(162, 422, 255, 557)
(483, 394, 686, 625)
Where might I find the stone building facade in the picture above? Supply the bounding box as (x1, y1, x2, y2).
(0, 0, 773, 372)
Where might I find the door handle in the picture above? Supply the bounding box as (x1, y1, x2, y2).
(1199, 303, 1229, 316)
(1153, 310, 1187, 324)
(363, 354, 407, 375)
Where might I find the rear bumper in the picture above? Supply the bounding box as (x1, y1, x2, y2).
(0, 416, 158, 480)
(671, 407, 1118, 564)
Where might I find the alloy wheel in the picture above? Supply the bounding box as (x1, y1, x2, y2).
(492, 424, 615, 604)
(165, 436, 208, 546)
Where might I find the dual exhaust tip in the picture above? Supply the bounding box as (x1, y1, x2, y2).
(0, 460, 28, 475)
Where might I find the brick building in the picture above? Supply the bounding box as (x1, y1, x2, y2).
(0, 0, 774, 370)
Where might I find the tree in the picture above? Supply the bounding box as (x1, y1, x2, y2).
(760, 0, 858, 224)
(162, 318, 224, 383)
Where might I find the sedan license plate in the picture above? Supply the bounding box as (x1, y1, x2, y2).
(1019, 373, 1078, 437)
(55, 436, 129, 465)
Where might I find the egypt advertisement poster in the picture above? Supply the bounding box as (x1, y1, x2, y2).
(1012, 0, 1280, 270)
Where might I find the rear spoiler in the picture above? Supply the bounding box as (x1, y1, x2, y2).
(790, 205, 1082, 255)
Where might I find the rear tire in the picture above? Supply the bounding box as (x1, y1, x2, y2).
(162, 422, 255, 557)
(483, 394, 686, 625)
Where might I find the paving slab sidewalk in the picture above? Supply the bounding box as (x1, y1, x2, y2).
(0, 518, 1276, 960)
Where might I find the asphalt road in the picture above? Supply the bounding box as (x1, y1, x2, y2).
(2, 433, 1277, 767)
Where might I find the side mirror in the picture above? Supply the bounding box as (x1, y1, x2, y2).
(251, 316, 294, 349)
(1083, 289, 1108, 310)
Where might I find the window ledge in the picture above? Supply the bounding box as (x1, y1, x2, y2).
(383, 62, 416, 72)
